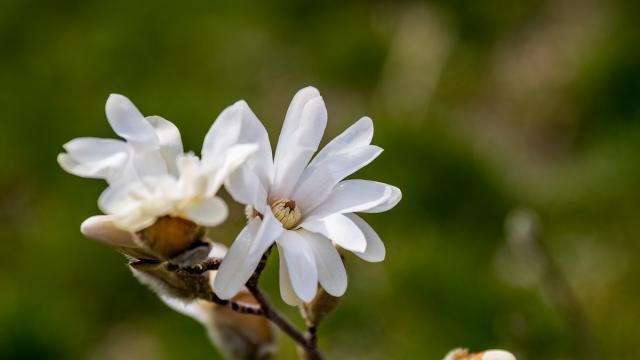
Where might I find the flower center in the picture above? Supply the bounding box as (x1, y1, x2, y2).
(270, 199, 301, 230)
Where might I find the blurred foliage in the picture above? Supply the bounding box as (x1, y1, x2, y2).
(1, 0, 639, 359)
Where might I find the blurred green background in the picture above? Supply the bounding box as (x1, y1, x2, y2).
(1, 0, 639, 359)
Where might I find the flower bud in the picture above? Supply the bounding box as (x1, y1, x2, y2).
(137, 216, 205, 260)
(300, 288, 340, 326)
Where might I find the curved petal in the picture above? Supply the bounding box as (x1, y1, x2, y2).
(225, 166, 268, 210)
(181, 196, 228, 227)
(62, 137, 129, 163)
(302, 230, 347, 297)
(309, 116, 373, 167)
(80, 215, 137, 248)
(301, 213, 366, 253)
(58, 151, 128, 183)
(277, 247, 302, 306)
(202, 101, 273, 184)
(146, 115, 184, 176)
(105, 94, 158, 147)
(206, 144, 258, 196)
(309, 180, 399, 218)
(276, 230, 318, 302)
(58, 137, 130, 182)
(214, 210, 282, 299)
(345, 214, 385, 262)
(293, 145, 383, 212)
(365, 185, 401, 213)
(271, 89, 327, 198)
(202, 101, 244, 163)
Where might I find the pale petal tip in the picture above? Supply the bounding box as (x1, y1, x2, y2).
(80, 215, 136, 247)
(482, 350, 516, 360)
(297, 86, 320, 97)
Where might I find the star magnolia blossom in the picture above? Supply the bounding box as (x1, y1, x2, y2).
(58, 94, 255, 235)
(213, 86, 402, 304)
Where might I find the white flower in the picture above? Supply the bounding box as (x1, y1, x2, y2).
(213, 86, 401, 304)
(59, 94, 255, 234)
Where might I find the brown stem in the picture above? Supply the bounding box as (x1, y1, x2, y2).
(248, 285, 324, 360)
(173, 246, 325, 359)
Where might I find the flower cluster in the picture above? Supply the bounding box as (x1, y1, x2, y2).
(59, 86, 401, 304)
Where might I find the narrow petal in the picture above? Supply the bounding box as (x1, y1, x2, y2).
(214, 210, 282, 299)
(271, 89, 327, 198)
(181, 196, 228, 227)
(277, 247, 302, 306)
(58, 151, 128, 183)
(62, 137, 129, 163)
(345, 214, 385, 262)
(146, 115, 184, 176)
(105, 94, 158, 147)
(213, 220, 260, 300)
(301, 213, 367, 253)
(302, 230, 347, 297)
(276, 230, 318, 302)
(309, 116, 373, 167)
(274, 87, 321, 158)
(309, 180, 398, 218)
(293, 145, 383, 212)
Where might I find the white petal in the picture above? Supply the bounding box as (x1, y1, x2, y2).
(105, 94, 158, 147)
(146, 115, 184, 176)
(202, 101, 273, 184)
(275, 87, 321, 156)
(345, 214, 385, 262)
(131, 149, 168, 178)
(80, 215, 137, 248)
(293, 145, 383, 212)
(309, 180, 398, 218)
(225, 165, 268, 210)
(201, 101, 244, 163)
(365, 185, 402, 213)
(302, 230, 347, 297)
(278, 248, 302, 306)
(309, 116, 373, 167)
(271, 90, 327, 198)
(62, 137, 129, 163)
(206, 144, 258, 196)
(301, 213, 366, 253)
(180, 196, 228, 227)
(213, 220, 260, 300)
(276, 230, 318, 302)
(58, 138, 130, 182)
(58, 152, 128, 183)
(214, 210, 282, 299)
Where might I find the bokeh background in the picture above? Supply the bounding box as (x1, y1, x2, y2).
(1, 0, 639, 359)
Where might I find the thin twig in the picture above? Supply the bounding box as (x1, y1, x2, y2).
(248, 284, 324, 360)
